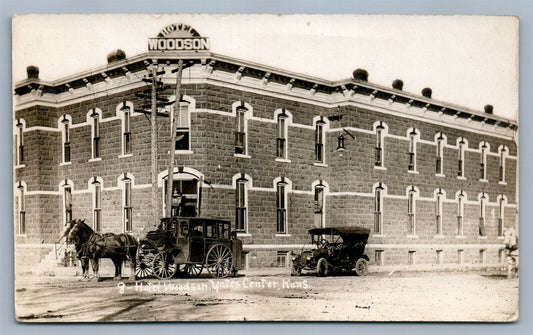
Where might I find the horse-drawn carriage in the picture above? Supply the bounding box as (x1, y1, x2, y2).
(135, 217, 243, 279)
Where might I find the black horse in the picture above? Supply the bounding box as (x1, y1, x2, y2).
(63, 219, 137, 280)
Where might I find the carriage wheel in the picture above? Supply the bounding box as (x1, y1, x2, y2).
(205, 244, 233, 278)
(135, 244, 155, 279)
(152, 252, 177, 279)
(186, 264, 204, 278)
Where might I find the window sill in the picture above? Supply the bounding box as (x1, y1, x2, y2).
(88, 158, 102, 162)
(435, 173, 446, 178)
(407, 170, 419, 174)
(59, 162, 71, 166)
(434, 234, 445, 239)
(234, 153, 251, 159)
(374, 166, 387, 171)
(175, 150, 194, 155)
(15, 164, 26, 169)
(479, 179, 488, 183)
(237, 233, 252, 237)
(275, 158, 291, 163)
(477, 236, 488, 240)
(498, 181, 507, 185)
(313, 162, 328, 167)
(457, 176, 467, 180)
(455, 235, 466, 239)
(406, 234, 418, 239)
(372, 234, 386, 238)
(119, 153, 133, 159)
(275, 234, 292, 237)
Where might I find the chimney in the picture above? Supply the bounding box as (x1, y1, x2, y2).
(484, 105, 493, 114)
(392, 79, 403, 90)
(26, 66, 39, 79)
(107, 49, 126, 64)
(422, 87, 432, 99)
(352, 69, 368, 82)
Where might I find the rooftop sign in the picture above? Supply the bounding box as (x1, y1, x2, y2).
(148, 23, 210, 51)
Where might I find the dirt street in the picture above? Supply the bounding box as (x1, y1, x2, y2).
(14, 270, 518, 322)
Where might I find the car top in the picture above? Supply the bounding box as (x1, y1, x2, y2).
(308, 226, 371, 244)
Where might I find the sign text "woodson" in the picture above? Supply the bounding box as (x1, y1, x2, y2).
(148, 38, 210, 51)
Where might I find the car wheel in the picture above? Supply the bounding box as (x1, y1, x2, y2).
(317, 258, 329, 277)
(355, 258, 368, 276)
(291, 265, 302, 276)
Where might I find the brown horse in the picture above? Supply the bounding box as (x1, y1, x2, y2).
(64, 219, 138, 280)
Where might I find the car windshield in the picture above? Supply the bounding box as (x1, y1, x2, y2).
(312, 233, 344, 245)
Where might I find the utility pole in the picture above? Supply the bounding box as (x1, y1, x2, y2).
(165, 59, 183, 217)
(150, 61, 159, 225)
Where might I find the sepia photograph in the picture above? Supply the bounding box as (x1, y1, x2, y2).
(12, 14, 519, 322)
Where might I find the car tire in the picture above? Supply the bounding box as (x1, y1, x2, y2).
(354, 258, 368, 276)
(317, 258, 329, 277)
(291, 265, 302, 276)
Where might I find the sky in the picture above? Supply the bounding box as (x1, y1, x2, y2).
(12, 14, 518, 121)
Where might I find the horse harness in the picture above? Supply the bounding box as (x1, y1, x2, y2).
(78, 232, 137, 263)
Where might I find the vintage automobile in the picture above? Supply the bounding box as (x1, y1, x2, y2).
(291, 226, 370, 277)
(135, 217, 243, 279)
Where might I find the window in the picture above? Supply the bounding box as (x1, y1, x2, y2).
(408, 128, 418, 171)
(457, 137, 466, 178)
(61, 116, 71, 163)
(435, 189, 444, 235)
(16, 119, 24, 165)
(457, 249, 464, 264)
(314, 183, 325, 228)
(407, 186, 417, 235)
(92, 178, 102, 231)
(165, 178, 198, 217)
(276, 180, 288, 233)
(375, 250, 384, 266)
(122, 106, 132, 155)
(90, 111, 100, 159)
(375, 122, 385, 167)
(16, 182, 26, 234)
(499, 146, 507, 183)
(235, 106, 247, 154)
(374, 183, 384, 234)
(277, 251, 288, 267)
(276, 111, 288, 159)
(480, 142, 488, 181)
(315, 118, 325, 163)
(436, 133, 445, 175)
(479, 193, 487, 237)
(498, 195, 505, 237)
(436, 250, 443, 264)
(175, 102, 190, 151)
(64, 185, 72, 226)
(479, 249, 486, 264)
(123, 176, 132, 232)
(235, 177, 247, 232)
(457, 191, 465, 236)
(408, 251, 416, 265)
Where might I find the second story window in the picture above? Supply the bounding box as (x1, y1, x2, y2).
(90, 111, 100, 159)
(457, 137, 466, 178)
(16, 119, 24, 165)
(276, 111, 288, 159)
(408, 128, 418, 171)
(276, 179, 288, 233)
(499, 145, 507, 183)
(235, 176, 248, 232)
(315, 118, 326, 163)
(235, 106, 247, 155)
(374, 183, 384, 234)
(175, 102, 190, 151)
(436, 133, 445, 175)
(479, 193, 487, 237)
(122, 107, 132, 155)
(407, 186, 417, 235)
(375, 122, 385, 167)
(480, 142, 488, 181)
(457, 191, 465, 236)
(435, 188, 444, 235)
(61, 115, 71, 163)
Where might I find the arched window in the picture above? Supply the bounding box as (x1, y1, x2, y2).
(479, 142, 489, 181)
(314, 118, 326, 163)
(60, 115, 71, 163)
(276, 110, 289, 160)
(16, 181, 26, 234)
(457, 191, 465, 236)
(91, 177, 102, 231)
(374, 183, 385, 233)
(407, 186, 418, 235)
(407, 128, 419, 172)
(15, 119, 25, 165)
(88, 109, 101, 159)
(435, 132, 446, 175)
(276, 179, 288, 233)
(62, 182, 73, 226)
(121, 174, 133, 232)
(121, 104, 132, 155)
(499, 145, 508, 183)
(497, 195, 507, 237)
(235, 175, 248, 232)
(457, 137, 466, 178)
(479, 193, 487, 237)
(435, 188, 444, 236)
(374, 122, 387, 168)
(235, 105, 248, 155)
(175, 101, 191, 151)
(314, 181, 326, 228)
